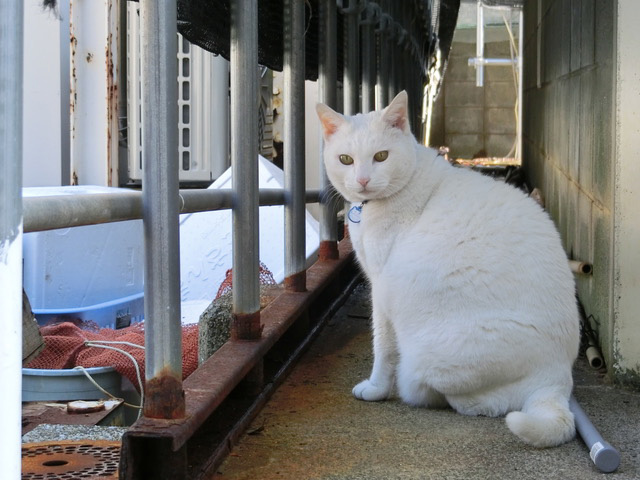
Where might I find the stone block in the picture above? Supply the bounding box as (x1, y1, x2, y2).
(445, 107, 483, 134)
(445, 133, 484, 159)
(485, 108, 516, 134)
(485, 82, 517, 107)
(444, 82, 483, 108)
(485, 134, 516, 158)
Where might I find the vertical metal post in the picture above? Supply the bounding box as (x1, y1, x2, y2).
(376, 2, 390, 109)
(476, 1, 485, 87)
(361, 5, 376, 113)
(517, 7, 523, 162)
(284, 0, 307, 292)
(140, 0, 185, 419)
(59, 0, 71, 185)
(318, 0, 339, 260)
(0, 1, 24, 477)
(344, 1, 360, 116)
(231, 0, 261, 337)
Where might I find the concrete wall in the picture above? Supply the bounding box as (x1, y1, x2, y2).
(523, 0, 640, 385)
(430, 28, 518, 159)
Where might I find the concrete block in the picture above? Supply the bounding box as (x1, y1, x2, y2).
(446, 55, 477, 82)
(591, 207, 613, 362)
(448, 41, 476, 58)
(484, 64, 516, 83)
(484, 40, 512, 57)
(568, 78, 581, 182)
(485, 134, 516, 158)
(485, 108, 516, 134)
(570, 0, 582, 72)
(445, 133, 484, 159)
(444, 82, 483, 108)
(580, 0, 595, 67)
(485, 82, 516, 107)
(445, 107, 483, 134)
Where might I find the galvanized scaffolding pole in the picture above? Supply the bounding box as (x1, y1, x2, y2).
(0, 1, 24, 477)
(361, 2, 377, 113)
(284, 0, 307, 292)
(318, 0, 339, 260)
(376, 1, 390, 108)
(140, 0, 185, 419)
(231, 0, 261, 337)
(343, 0, 360, 116)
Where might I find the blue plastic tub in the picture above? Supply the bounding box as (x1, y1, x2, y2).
(33, 292, 144, 330)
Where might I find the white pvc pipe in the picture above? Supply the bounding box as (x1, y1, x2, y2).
(476, 1, 484, 87)
(569, 260, 593, 275)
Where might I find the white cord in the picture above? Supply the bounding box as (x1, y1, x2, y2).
(502, 11, 521, 162)
(75, 340, 146, 419)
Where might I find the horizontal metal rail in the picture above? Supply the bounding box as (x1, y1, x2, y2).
(22, 188, 322, 233)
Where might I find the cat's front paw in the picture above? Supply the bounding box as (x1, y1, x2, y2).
(352, 379, 390, 401)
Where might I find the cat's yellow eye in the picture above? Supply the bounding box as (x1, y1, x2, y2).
(374, 150, 389, 162)
(339, 154, 354, 165)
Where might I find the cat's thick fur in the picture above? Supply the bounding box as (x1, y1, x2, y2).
(316, 91, 579, 448)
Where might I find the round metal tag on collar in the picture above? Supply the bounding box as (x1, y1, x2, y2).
(348, 202, 367, 223)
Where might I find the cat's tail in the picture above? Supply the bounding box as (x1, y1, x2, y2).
(505, 389, 575, 448)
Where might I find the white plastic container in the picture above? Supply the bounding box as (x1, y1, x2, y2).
(23, 186, 145, 328)
(178, 156, 320, 303)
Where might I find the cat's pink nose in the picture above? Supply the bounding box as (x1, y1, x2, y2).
(357, 177, 370, 187)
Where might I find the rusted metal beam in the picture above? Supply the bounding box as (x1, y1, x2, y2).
(120, 239, 357, 479)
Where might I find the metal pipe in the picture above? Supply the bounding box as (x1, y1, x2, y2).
(140, 0, 185, 419)
(59, 0, 71, 185)
(230, 0, 261, 337)
(517, 7, 523, 162)
(361, 3, 376, 113)
(476, 0, 485, 87)
(23, 188, 321, 233)
(468, 57, 518, 67)
(343, 1, 360, 116)
(0, 1, 24, 476)
(318, 0, 339, 260)
(569, 396, 620, 473)
(375, 12, 390, 109)
(283, 0, 307, 291)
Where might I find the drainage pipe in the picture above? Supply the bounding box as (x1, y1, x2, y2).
(230, 0, 261, 338)
(569, 396, 620, 473)
(283, 0, 307, 292)
(569, 260, 593, 275)
(140, 0, 185, 419)
(0, 1, 24, 476)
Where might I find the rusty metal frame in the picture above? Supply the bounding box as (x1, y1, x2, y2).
(120, 239, 359, 479)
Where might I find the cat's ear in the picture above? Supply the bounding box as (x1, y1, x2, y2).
(382, 90, 410, 134)
(316, 103, 346, 140)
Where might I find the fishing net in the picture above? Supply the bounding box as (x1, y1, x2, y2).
(26, 262, 277, 395)
(26, 320, 199, 394)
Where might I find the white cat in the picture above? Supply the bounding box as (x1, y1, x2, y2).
(316, 91, 579, 448)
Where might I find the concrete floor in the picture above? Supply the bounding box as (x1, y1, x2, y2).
(214, 282, 640, 480)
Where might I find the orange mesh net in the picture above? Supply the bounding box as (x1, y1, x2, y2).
(27, 262, 276, 396)
(27, 320, 199, 392)
(215, 261, 276, 299)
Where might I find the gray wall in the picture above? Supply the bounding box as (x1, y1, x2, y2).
(430, 28, 518, 158)
(522, 1, 618, 376)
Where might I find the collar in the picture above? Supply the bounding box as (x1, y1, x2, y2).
(347, 200, 369, 223)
